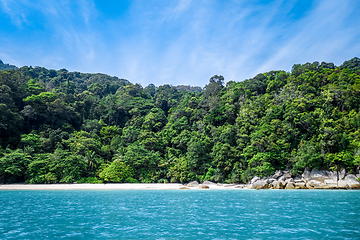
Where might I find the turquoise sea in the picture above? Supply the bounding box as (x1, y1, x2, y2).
(0, 189, 359, 239)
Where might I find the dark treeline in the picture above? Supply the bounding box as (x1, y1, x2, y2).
(1, 57, 360, 184)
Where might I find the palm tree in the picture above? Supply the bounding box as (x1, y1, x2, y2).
(83, 150, 98, 171)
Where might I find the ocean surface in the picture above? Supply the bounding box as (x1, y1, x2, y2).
(0, 189, 359, 239)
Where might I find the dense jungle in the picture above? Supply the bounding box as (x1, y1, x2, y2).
(1, 57, 360, 184)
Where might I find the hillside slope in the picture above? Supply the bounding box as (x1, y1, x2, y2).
(0, 57, 359, 184)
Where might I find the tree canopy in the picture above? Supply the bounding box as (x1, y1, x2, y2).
(0, 58, 360, 184)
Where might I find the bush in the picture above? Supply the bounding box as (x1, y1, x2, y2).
(77, 177, 103, 184)
(125, 177, 139, 183)
(157, 178, 169, 183)
(99, 161, 134, 182)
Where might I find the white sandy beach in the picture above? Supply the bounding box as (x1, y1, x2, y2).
(0, 183, 244, 190)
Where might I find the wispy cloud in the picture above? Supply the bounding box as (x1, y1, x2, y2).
(0, 0, 359, 87)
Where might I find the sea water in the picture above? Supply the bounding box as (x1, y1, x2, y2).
(0, 190, 359, 239)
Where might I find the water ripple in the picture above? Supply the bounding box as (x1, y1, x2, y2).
(0, 190, 360, 239)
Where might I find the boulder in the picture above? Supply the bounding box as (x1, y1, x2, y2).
(285, 178, 294, 183)
(271, 180, 284, 189)
(282, 172, 292, 179)
(223, 184, 235, 187)
(252, 180, 268, 189)
(285, 182, 295, 189)
(187, 181, 199, 187)
(179, 186, 190, 190)
(293, 176, 303, 183)
(314, 184, 331, 189)
(251, 176, 260, 184)
(278, 176, 286, 182)
(306, 180, 322, 189)
(202, 180, 216, 185)
(295, 182, 306, 189)
(272, 170, 283, 179)
(339, 169, 346, 180)
(338, 180, 349, 188)
(294, 179, 305, 183)
(216, 183, 223, 186)
(309, 169, 328, 182)
(302, 168, 311, 181)
(266, 178, 276, 184)
(234, 184, 247, 189)
(344, 175, 360, 189)
(199, 185, 209, 189)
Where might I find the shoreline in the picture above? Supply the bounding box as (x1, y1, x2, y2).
(0, 183, 359, 190)
(0, 183, 245, 190)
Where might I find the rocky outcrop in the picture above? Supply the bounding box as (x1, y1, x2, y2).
(252, 180, 268, 189)
(344, 175, 360, 189)
(251, 176, 260, 184)
(306, 180, 322, 189)
(223, 184, 235, 187)
(187, 181, 199, 187)
(266, 178, 276, 184)
(272, 170, 283, 179)
(204, 168, 360, 190)
(199, 185, 209, 189)
(234, 184, 247, 189)
(285, 182, 295, 189)
(271, 180, 284, 189)
(202, 180, 216, 185)
(295, 182, 306, 189)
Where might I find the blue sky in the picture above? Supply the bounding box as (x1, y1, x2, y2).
(0, 0, 360, 87)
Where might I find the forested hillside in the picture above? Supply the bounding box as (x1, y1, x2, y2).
(1, 57, 360, 184)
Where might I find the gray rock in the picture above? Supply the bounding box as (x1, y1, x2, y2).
(338, 180, 349, 188)
(310, 169, 328, 182)
(344, 175, 360, 189)
(285, 178, 294, 183)
(339, 169, 346, 180)
(223, 184, 235, 187)
(266, 178, 276, 184)
(252, 180, 268, 189)
(314, 184, 332, 189)
(294, 179, 304, 183)
(285, 182, 295, 189)
(234, 184, 247, 189)
(202, 180, 216, 185)
(251, 176, 260, 184)
(272, 170, 283, 179)
(278, 176, 286, 182)
(271, 180, 284, 189)
(324, 179, 337, 185)
(306, 180, 322, 189)
(216, 183, 223, 186)
(295, 182, 306, 189)
(293, 176, 302, 181)
(187, 181, 199, 187)
(302, 168, 311, 181)
(325, 171, 338, 181)
(283, 173, 292, 179)
(345, 174, 357, 181)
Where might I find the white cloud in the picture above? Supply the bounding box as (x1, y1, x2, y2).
(1, 0, 359, 87)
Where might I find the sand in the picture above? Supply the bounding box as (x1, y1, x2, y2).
(0, 183, 245, 190)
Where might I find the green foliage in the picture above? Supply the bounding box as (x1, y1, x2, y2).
(0, 149, 32, 183)
(99, 161, 134, 182)
(1, 57, 360, 184)
(77, 177, 103, 183)
(26, 149, 86, 184)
